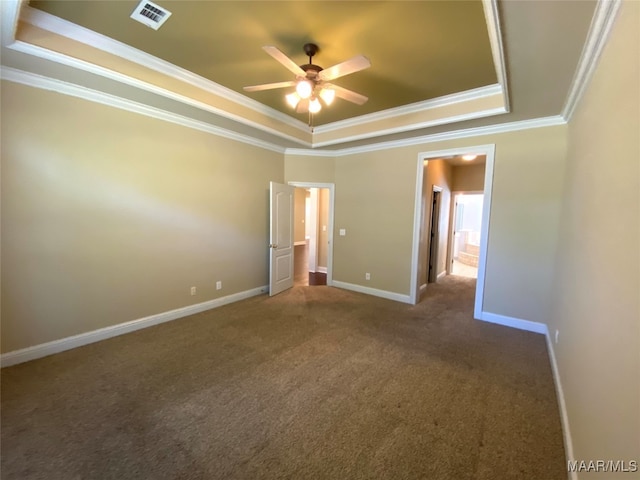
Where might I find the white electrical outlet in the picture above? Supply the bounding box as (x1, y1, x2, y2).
(555, 329, 559, 344)
(365, 273, 371, 280)
(190, 286, 197, 296)
(216, 281, 222, 290)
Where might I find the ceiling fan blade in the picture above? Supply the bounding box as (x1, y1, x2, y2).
(325, 84, 369, 105)
(296, 98, 310, 113)
(318, 55, 371, 82)
(263, 46, 306, 77)
(243, 81, 296, 92)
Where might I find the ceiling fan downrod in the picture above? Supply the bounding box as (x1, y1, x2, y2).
(301, 43, 322, 74)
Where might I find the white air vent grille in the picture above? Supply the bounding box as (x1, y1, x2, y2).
(130, 0, 172, 30)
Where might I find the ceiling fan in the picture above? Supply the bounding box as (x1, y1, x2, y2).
(243, 43, 371, 117)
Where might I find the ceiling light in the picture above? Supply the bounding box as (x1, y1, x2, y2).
(462, 154, 477, 161)
(309, 97, 322, 114)
(285, 92, 300, 108)
(295, 79, 313, 99)
(319, 88, 335, 106)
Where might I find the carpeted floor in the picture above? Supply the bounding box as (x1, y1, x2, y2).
(1, 276, 566, 479)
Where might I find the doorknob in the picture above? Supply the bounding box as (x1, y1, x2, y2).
(270, 244, 278, 248)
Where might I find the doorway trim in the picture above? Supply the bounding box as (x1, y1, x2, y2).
(288, 181, 335, 286)
(427, 186, 443, 284)
(409, 144, 495, 320)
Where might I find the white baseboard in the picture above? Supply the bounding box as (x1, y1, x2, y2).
(317, 266, 327, 274)
(477, 311, 547, 334)
(332, 280, 412, 304)
(0, 285, 268, 368)
(419, 283, 427, 294)
(544, 327, 576, 480)
(437, 271, 446, 280)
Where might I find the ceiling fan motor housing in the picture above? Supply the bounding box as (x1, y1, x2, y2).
(303, 42, 319, 58)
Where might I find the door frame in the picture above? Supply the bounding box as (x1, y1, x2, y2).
(427, 186, 443, 283)
(409, 144, 495, 319)
(288, 181, 335, 286)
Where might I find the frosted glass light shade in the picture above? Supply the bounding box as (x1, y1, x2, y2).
(295, 80, 313, 99)
(319, 88, 335, 106)
(309, 97, 322, 113)
(286, 92, 300, 108)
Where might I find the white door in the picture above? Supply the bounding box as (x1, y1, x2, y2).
(269, 182, 295, 296)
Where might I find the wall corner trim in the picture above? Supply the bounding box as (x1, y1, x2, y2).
(332, 281, 412, 304)
(0, 285, 268, 368)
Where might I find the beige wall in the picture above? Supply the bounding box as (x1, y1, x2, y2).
(452, 163, 485, 191)
(480, 127, 567, 323)
(307, 127, 567, 319)
(294, 188, 306, 244)
(332, 149, 418, 293)
(1, 79, 568, 352)
(548, 2, 639, 476)
(1, 81, 283, 353)
(285, 154, 334, 183)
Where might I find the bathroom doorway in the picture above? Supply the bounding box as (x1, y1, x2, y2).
(450, 193, 484, 279)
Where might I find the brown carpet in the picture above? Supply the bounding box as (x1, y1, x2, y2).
(1, 276, 566, 479)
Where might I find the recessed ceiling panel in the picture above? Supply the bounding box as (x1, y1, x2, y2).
(29, 0, 497, 125)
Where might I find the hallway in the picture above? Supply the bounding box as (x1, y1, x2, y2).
(294, 243, 327, 286)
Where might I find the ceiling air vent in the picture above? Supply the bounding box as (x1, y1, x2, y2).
(130, 0, 172, 30)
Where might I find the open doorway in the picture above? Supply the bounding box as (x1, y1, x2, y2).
(292, 185, 333, 287)
(449, 193, 484, 278)
(410, 145, 494, 319)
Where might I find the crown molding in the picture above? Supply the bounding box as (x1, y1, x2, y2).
(482, 0, 510, 112)
(562, 0, 621, 121)
(2, 64, 566, 158)
(286, 115, 566, 157)
(285, 148, 341, 158)
(312, 106, 507, 148)
(0, 0, 24, 47)
(0, 66, 287, 154)
(314, 84, 503, 134)
(8, 39, 311, 148)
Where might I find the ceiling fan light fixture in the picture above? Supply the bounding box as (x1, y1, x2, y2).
(319, 88, 335, 106)
(309, 97, 322, 114)
(285, 92, 300, 108)
(295, 79, 313, 99)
